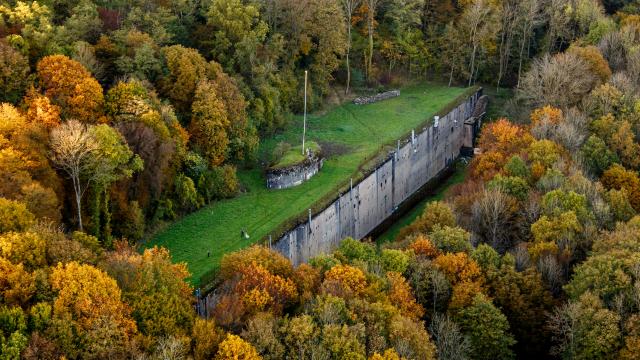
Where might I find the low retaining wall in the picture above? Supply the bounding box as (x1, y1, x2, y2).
(273, 89, 484, 265)
(266, 157, 324, 189)
(353, 90, 401, 105)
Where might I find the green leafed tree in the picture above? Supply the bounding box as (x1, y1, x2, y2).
(456, 294, 516, 360)
(49, 120, 141, 232)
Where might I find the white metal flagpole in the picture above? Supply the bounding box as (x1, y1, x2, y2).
(302, 70, 308, 155)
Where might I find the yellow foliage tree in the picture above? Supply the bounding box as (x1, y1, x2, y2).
(528, 139, 562, 169)
(610, 121, 640, 169)
(396, 201, 456, 240)
(192, 317, 225, 360)
(190, 80, 230, 166)
(449, 280, 484, 310)
(0, 198, 34, 234)
(369, 349, 405, 360)
(0, 231, 46, 270)
(0, 257, 35, 306)
(530, 212, 582, 261)
(215, 334, 262, 360)
(49, 262, 138, 358)
(0, 102, 26, 136)
(530, 106, 563, 127)
(323, 264, 367, 297)
(602, 164, 640, 211)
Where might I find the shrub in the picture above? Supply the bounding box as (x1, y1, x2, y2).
(198, 165, 239, 202)
(174, 173, 202, 211)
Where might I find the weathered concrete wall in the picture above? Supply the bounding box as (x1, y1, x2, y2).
(273, 89, 484, 265)
(266, 157, 324, 189)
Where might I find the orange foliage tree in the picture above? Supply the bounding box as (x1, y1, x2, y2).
(408, 234, 440, 258)
(213, 259, 297, 327)
(476, 119, 534, 156)
(567, 45, 612, 84)
(236, 262, 298, 314)
(386, 272, 424, 320)
(24, 89, 61, 129)
(601, 164, 640, 211)
(471, 119, 534, 180)
(219, 245, 294, 281)
(36, 55, 105, 122)
(434, 252, 484, 309)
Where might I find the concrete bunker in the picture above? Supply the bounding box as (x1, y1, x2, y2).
(266, 148, 324, 189)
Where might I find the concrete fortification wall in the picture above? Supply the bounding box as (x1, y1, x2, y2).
(273, 89, 484, 265)
(266, 157, 324, 189)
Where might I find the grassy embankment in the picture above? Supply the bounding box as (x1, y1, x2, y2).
(147, 83, 475, 288)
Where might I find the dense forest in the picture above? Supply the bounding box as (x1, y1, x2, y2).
(3, 0, 640, 358)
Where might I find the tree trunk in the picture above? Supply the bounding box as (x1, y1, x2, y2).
(448, 66, 454, 87)
(468, 44, 477, 87)
(497, 30, 506, 92)
(517, 25, 529, 89)
(72, 175, 84, 231)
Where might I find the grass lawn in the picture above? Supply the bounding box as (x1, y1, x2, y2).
(375, 161, 468, 245)
(147, 82, 471, 287)
(270, 141, 320, 169)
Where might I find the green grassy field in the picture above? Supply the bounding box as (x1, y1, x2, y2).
(147, 83, 471, 287)
(270, 141, 320, 169)
(375, 162, 468, 244)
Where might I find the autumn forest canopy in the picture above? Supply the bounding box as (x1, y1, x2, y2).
(4, 0, 640, 359)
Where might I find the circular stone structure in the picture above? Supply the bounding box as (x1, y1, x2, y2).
(266, 151, 324, 189)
